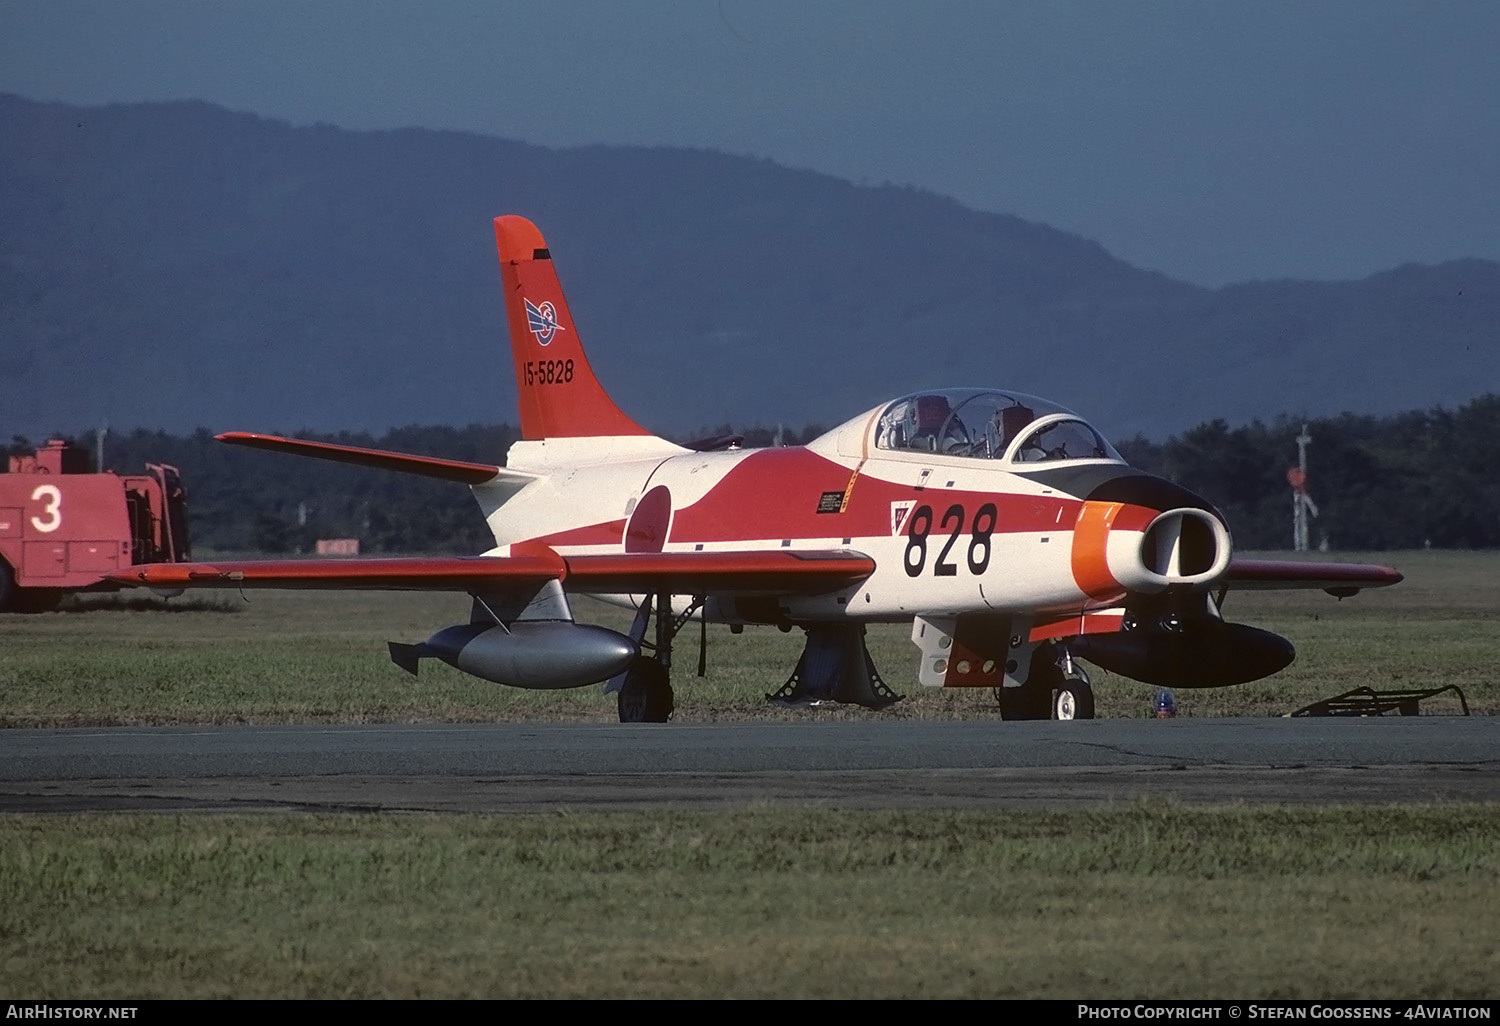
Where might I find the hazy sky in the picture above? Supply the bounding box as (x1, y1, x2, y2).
(3, 0, 1497, 286)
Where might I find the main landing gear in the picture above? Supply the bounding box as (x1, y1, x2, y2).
(613, 594, 903, 721)
(616, 655, 674, 723)
(997, 644, 1095, 721)
(613, 590, 699, 723)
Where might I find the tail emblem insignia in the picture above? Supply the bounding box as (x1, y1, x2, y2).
(524, 299, 565, 346)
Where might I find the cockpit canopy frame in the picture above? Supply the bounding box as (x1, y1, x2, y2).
(872, 388, 1124, 466)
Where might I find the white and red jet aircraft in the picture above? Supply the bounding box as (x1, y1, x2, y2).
(113, 215, 1402, 721)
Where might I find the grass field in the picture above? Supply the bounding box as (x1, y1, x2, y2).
(0, 549, 1495, 725)
(3, 805, 1498, 999)
(3, 550, 1497, 999)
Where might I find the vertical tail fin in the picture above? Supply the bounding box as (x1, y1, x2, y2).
(495, 216, 652, 440)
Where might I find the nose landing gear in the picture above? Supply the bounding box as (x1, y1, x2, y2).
(996, 644, 1095, 720)
(1051, 668, 1095, 720)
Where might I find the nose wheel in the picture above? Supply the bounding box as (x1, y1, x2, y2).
(1051, 671, 1095, 720)
(997, 647, 1095, 720)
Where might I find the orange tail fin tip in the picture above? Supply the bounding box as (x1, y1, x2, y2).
(495, 216, 652, 440)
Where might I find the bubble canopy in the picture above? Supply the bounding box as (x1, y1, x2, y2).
(872, 389, 1124, 465)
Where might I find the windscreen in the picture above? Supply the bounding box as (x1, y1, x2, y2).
(873, 389, 1122, 464)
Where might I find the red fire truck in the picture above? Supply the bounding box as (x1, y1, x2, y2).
(0, 439, 190, 612)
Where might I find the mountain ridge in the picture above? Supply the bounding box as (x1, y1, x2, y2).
(3, 93, 1495, 442)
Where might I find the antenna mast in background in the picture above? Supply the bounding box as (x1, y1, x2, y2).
(1288, 424, 1319, 551)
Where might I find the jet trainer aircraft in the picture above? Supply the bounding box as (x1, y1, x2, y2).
(113, 215, 1402, 721)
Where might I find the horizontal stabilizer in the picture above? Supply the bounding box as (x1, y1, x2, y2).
(217, 432, 536, 485)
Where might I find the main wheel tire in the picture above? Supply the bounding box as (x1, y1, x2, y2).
(0, 560, 15, 613)
(1052, 673, 1096, 720)
(617, 657, 674, 723)
(1000, 652, 1060, 721)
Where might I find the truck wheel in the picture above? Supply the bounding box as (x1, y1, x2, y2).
(16, 588, 63, 613)
(0, 564, 62, 613)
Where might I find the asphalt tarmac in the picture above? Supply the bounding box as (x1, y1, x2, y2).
(2, 717, 1496, 812)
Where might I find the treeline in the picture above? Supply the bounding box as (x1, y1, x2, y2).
(1116, 393, 1500, 549)
(12, 397, 1497, 553)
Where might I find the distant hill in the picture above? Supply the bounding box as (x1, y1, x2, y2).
(3, 93, 1497, 443)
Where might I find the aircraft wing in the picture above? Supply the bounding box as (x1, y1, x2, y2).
(109, 550, 875, 597)
(1222, 559, 1403, 595)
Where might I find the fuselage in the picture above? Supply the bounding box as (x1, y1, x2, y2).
(479, 389, 1231, 629)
